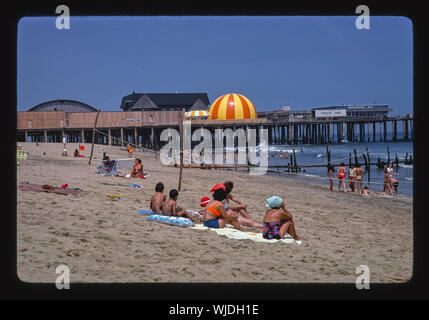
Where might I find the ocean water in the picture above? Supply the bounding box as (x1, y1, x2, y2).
(265, 141, 414, 197)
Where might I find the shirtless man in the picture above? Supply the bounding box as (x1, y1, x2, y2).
(162, 189, 187, 217)
(337, 162, 347, 192)
(262, 196, 301, 242)
(150, 182, 166, 214)
(354, 164, 365, 195)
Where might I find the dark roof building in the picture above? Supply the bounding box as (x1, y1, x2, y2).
(120, 92, 210, 112)
(27, 99, 97, 112)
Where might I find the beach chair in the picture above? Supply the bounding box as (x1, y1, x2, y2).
(96, 158, 135, 176)
(96, 160, 117, 176)
(16, 150, 29, 166)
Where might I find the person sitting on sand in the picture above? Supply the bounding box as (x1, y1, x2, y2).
(203, 187, 241, 230)
(130, 158, 143, 178)
(363, 186, 369, 196)
(150, 182, 166, 214)
(223, 181, 263, 229)
(348, 164, 356, 192)
(327, 165, 335, 192)
(162, 189, 187, 217)
(354, 164, 365, 195)
(262, 196, 301, 243)
(337, 163, 347, 192)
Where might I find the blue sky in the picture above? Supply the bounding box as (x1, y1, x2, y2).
(17, 16, 413, 115)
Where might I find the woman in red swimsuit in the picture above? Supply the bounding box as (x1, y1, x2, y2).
(337, 162, 347, 192)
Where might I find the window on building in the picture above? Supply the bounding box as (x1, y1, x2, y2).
(149, 114, 154, 122)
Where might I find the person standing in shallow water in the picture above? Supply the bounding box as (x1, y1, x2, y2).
(348, 164, 356, 193)
(337, 162, 347, 192)
(328, 165, 335, 192)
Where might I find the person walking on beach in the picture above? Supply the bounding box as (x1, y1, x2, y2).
(348, 164, 356, 192)
(337, 163, 347, 192)
(383, 168, 393, 194)
(127, 143, 133, 158)
(262, 196, 301, 243)
(328, 165, 335, 192)
(354, 164, 365, 195)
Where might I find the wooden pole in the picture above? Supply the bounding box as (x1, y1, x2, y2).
(353, 148, 359, 166)
(366, 146, 371, 185)
(387, 146, 391, 164)
(88, 109, 101, 165)
(178, 110, 184, 191)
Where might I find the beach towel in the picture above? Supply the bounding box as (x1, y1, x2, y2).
(17, 150, 29, 165)
(18, 182, 83, 196)
(190, 224, 302, 244)
(129, 184, 142, 188)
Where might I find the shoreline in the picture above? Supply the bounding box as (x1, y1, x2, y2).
(17, 142, 413, 283)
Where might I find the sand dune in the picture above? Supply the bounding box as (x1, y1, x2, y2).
(16, 142, 413, 283)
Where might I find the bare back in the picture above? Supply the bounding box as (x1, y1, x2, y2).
(150, 192, 166, 214)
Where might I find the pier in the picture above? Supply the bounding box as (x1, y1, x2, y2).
(17, 110, 413, 150)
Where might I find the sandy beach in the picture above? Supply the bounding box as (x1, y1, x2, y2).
(16, 142, 413, 284)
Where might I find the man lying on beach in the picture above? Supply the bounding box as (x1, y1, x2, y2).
(150, 182, 166, 214)
(223, 181, 263, 229)
(162, 189, 187, 217)
(262, 196, 301, 243)
(203, 187, 241, 230)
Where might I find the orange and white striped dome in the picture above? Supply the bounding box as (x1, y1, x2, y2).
(209, 93, 257, 120)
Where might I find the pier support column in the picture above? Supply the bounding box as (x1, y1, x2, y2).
(288, 125, 292, 144)
(44, 130, 47, 143)
(367, 122, 370, 143)
(108, 129, 112, 146)
(24, 131, 28, 142)
(393, 121, 397, 141)
(134, 127, 138, 146)
(403, 120, 408, 140)
(372, 122, 376, 142)
(383, 121, 387, 142)
(379, 122, 383, 142)
(81, 129, 85, 144)
(121, 128, 124, 148)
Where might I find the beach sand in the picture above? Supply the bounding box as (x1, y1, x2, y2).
(16, 142, 413, 284)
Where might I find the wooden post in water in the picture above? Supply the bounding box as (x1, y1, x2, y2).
(387, 146, 391, 164)
(88, 109, 101, 165)
(366, 146, 371, 185)
(292, 148, 297, 172)
(349, 153, 352, 167)
(353, 148, 359, 166)
(178, 110, 184, 191)
(395, 153, 399, 169)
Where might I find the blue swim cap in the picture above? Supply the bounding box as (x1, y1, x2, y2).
(265, 196, 283, 209)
